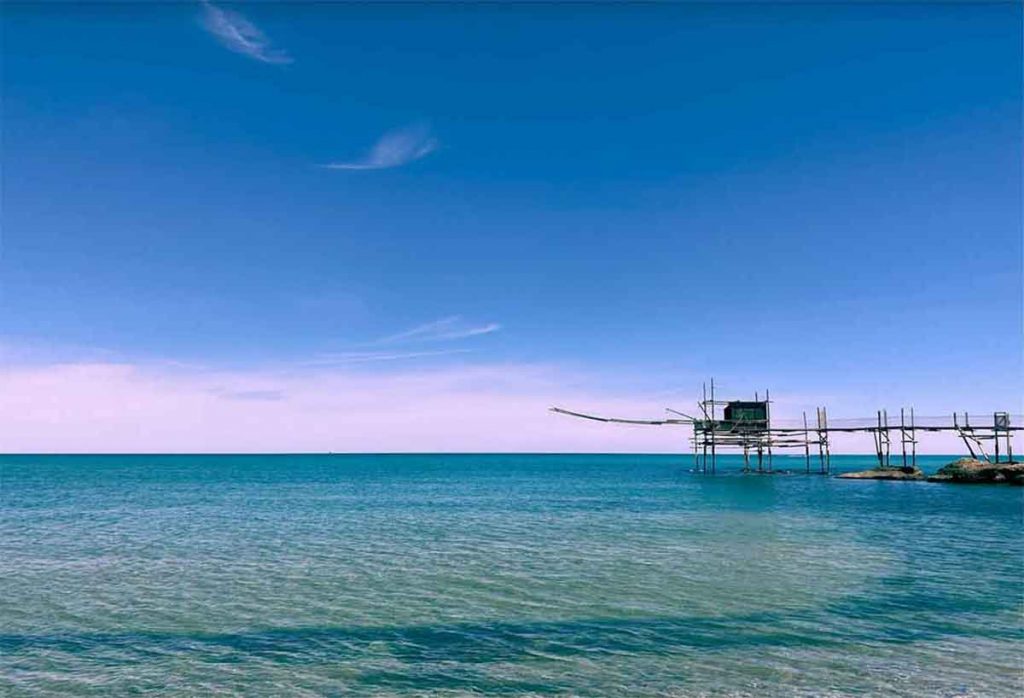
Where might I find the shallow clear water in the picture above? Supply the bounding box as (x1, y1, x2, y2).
(1, 454, 1021, 696)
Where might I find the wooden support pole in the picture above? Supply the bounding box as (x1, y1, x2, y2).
(900, 408, 908, 469)
(710, 378, 716, 474)
(692, 425, 698, 472)
(955, 412, 979, 460)
(823, 407, 831, 473)
(701, 382, 708, 474)
(910, 407, 917, 468)
(994, 412, 1001, 464)
(875, 410, 884, 467)
(803, 411, 811, 474)
(1004, 414, 1014, 463)
(816, 407, 826, 474)
(883, 409, 891, 468)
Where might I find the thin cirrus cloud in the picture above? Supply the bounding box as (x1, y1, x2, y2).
(375, 316, 501, 345)
(300, 349, 472, 367)
(321, 124, 439, 171)
(296, 318, 498, 366)
(199, 1, 292, 65)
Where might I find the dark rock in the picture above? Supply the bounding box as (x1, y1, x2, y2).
(926, 458, 1024, 484)
(838, 466, 924, 481)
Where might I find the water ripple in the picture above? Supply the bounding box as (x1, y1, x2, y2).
(1, 454, 1021, 696)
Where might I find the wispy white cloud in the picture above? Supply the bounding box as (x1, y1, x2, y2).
(200, 1, 292, 65)
(322, 124, 438, 171)
(375, 316, 501, 345)
(300, 349, 471, 366)
(283, 318, 496, 368)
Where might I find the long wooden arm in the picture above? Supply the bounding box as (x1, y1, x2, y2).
(549, 407, 689, 426)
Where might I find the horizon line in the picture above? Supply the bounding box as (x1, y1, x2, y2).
(0, 451, 970, 457)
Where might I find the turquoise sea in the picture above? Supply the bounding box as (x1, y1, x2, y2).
(1, 454, 1021, 696)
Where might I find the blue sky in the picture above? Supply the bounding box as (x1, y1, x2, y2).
(1, 2, 1021, 451)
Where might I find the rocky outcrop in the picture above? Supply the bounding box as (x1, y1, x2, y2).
(927, 458, 1024, 484)
(838, 465, 924, 481)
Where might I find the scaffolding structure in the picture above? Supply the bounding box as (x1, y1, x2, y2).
(688, 379, 828, 474)
(550, 381, 1021, 474)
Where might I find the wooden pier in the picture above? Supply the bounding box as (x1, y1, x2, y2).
(550, 380, 1021, 474)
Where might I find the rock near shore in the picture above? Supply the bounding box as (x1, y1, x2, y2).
(838, 465, 924, 481)
(927, 458, 1024, 485)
